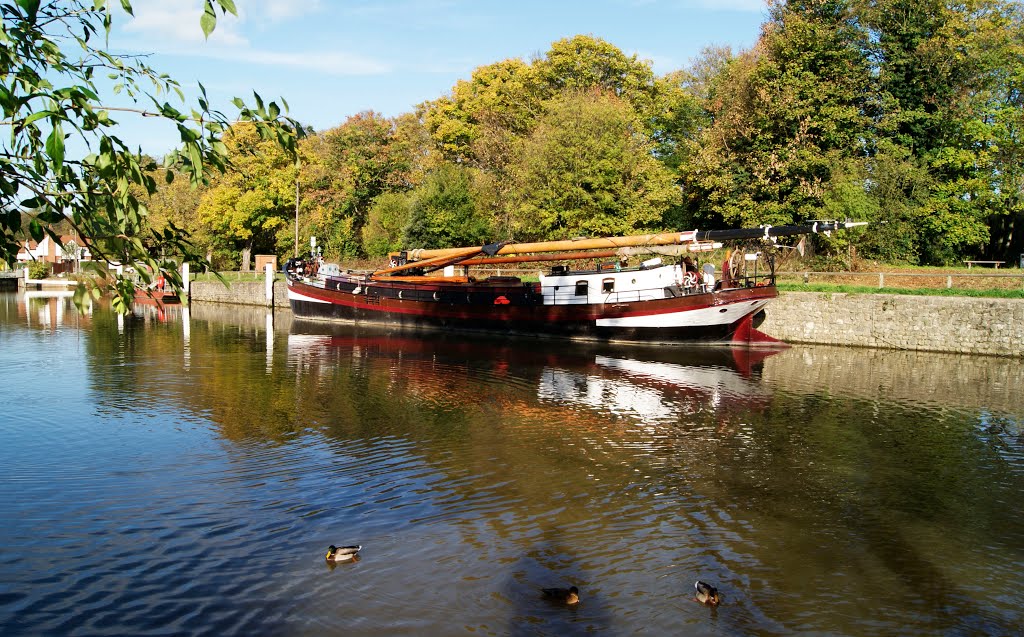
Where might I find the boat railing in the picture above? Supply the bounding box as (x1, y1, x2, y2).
(542, 275, 775, 305)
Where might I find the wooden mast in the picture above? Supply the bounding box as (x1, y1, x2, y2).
(391, 231, 700, 262)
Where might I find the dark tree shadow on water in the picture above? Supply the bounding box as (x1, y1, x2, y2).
(500, 539, 614, 636)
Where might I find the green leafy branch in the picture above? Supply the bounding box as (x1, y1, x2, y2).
(0, 0, 304, 311)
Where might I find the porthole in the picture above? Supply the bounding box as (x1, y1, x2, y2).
(719, 308, 728, 313)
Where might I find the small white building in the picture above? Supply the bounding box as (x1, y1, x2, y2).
(16, 235, 91, 273)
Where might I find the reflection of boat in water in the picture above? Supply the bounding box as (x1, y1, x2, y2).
(287, 324, 776, 424)
(538, 354, 771, 424)
(287, 223, 862, 347)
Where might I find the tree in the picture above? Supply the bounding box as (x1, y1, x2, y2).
(509, 91, 680, 240)
(682, 0, 875, 231)
(363, 191, 413, 257)
(0, 1, 302, 311)
(860, 0, 1024, 263)
(302, 111, 412, 258)
(197, 123, 297, 270)
(401, 164, 491, 249)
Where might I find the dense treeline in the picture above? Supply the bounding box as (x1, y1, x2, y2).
(146, 0, 1024, 269)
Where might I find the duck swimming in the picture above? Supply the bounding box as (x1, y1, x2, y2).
(694, 580, 720, 606)
(542, 586, 580, 605)
(325, 545, 362, 562)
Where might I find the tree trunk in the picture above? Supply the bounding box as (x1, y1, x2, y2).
(241, 245, 252, 271)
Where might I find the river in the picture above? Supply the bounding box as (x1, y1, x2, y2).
(1, 292, 1021, 636)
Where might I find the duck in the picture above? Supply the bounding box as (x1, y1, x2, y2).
(325, 545, 362, 562)
(542, 585, 580, 605)
(694, 580, 721, 606)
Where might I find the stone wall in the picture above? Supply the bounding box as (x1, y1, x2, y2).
(760, 292, 1024, 357)
(189, 280, 290, 308)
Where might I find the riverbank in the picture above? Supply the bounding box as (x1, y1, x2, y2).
(188, 281, 1024, 357)
(759, 291, 1023, 357)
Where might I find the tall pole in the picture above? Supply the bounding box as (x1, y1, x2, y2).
(294, 174, 299, 258)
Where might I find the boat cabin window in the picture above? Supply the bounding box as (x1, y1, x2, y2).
(575, 280, 589, 296)
(602, 278, 615, 293)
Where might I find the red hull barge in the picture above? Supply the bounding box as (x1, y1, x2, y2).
(286, 223, 863, 347)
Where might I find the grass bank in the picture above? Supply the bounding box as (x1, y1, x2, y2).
(777, 282, 1024, 299)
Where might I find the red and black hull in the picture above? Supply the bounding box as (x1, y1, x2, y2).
(287, 275, 781, 346)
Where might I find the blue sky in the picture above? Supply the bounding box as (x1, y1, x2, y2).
(107, 0, 770, 155)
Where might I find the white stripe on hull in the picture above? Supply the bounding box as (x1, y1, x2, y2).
(287, 285, 331, 304)
(596, 300, 768, 328)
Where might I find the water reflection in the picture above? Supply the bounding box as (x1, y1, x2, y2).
(0, 294, 1021, 636)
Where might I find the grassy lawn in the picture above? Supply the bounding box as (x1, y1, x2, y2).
(777, 282, 1024, 299)
(776, 262, 1024, 298)
(189, 271, 285, 283)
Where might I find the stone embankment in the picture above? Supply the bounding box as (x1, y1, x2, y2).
(189, 280, 1023, 358)
(190, 280, 290, 308)
(760, 292, 1023, 357)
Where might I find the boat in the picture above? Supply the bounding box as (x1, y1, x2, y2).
(134, 288, 180, 306)
(285, 221, 863, 346)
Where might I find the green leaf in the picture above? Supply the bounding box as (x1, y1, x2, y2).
(200, 0, 217, 38)
(120, 0, 133, 16)
(17, 0, 40, 23)
(23, 110, 53, 127)
(29, 218, 43, 242)
(46, 121, 65, 170)
(218, 0, 237, 16)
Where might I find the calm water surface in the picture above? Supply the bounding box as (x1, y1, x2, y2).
(1, 292, 1022, 636)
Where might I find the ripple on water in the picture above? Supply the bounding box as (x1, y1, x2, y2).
(3, 307, 1023, 636)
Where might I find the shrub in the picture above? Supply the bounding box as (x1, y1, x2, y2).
(27, 260, 51, 279)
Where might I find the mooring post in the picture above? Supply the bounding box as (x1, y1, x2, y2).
(878, 273, 885, 289)
(265, 263, 274, 306)
(946, 275, 952, 289)
(182, 262, 190, 302)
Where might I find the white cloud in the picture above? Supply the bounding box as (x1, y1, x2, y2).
(121, 0, 248, 45)
(200, 48, 393, 75)
(253, 0, 324, 21)
(117, 0, 388, 75)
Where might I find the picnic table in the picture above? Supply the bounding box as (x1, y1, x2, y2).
(964, 260, 1005, 268)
